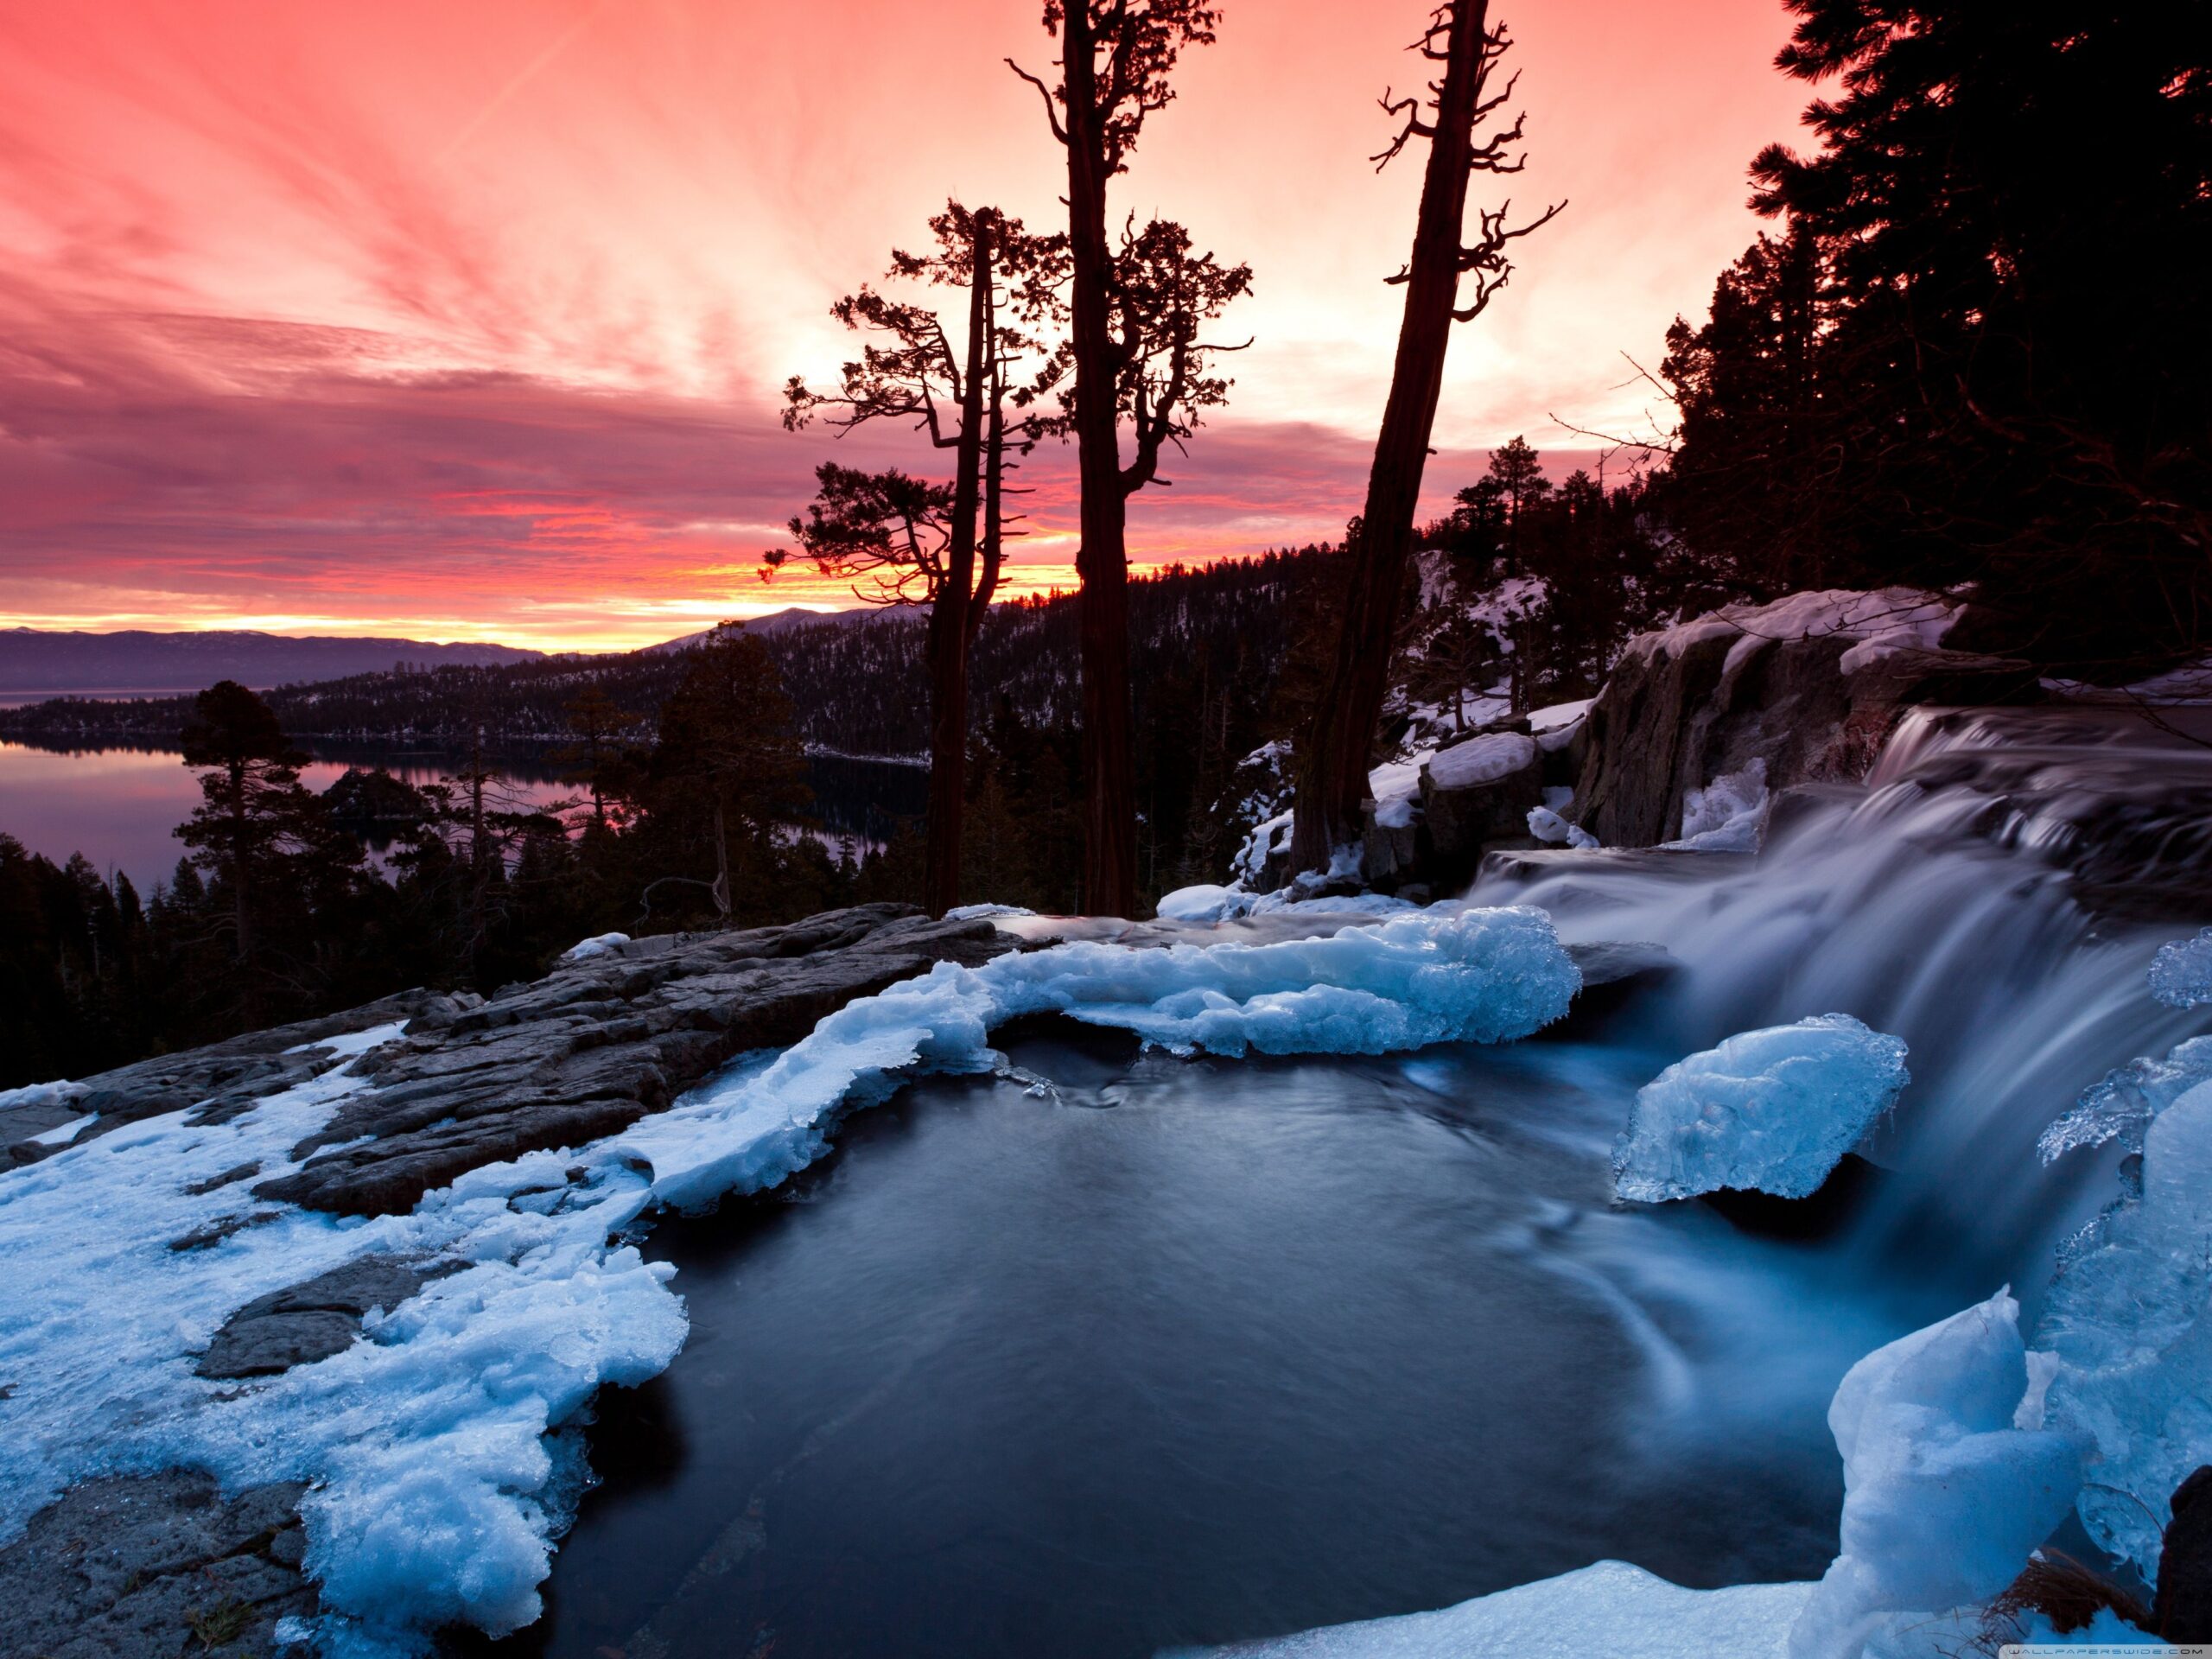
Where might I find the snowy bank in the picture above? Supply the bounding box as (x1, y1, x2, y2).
(0, 906, 1580, 1654)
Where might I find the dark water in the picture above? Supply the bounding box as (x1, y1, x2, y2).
(520, 1025, 1950, 1659)
(0, 740, 925, 888)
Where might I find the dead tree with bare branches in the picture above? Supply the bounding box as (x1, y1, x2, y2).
(1288, 2, 1561, 877)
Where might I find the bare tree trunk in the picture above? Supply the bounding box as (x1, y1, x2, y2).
(1290, 0, 1493, 874)
(923, 213, 995, 918)
(710, 798, 732, 925)
(1059, 4, 1140, 918)
(227, 758, 251, 964)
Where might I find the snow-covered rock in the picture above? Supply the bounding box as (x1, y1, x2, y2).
(1786, 1289, 2082, 1659)
(1573, 588, 2036, 850)
(2040, 1077, 2212, 1578)
(2150, 926, 2212, 1009)
(1612, 1014, 1910, 1203)
(560, 931, 629, 962)
(1420, 732, 1544, 877)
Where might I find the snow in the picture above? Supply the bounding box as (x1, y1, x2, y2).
(620, 906, 1582, 1211)
(2039, 1075, 2212, 1578)
(1664, 759, 1769, 853)
(1427, 731, 1537, 791)
(2037, 1034, 2212, 1163)
(0, 906, 1583, 1653)
(1157, 885, 1243, 922)
(944, 904, 1038, 921)
(0, 1023, 690, 1655)
(2148, 925, 2212, 1008)
(1367, 751, 1435, 830)
(1612, 1014, 1910, 1203)
(560, 931, 629, 962)
(1624, 588, 1958, 677)
(27, 1113, 97, 1147)
(1528, 806, 1599, 849)
(1529, 696, 1594, 735)
(1234, 810, 1294, 885)
(1785, 1288, 2082, 1659)
(1170, 1560, 1811, 1658)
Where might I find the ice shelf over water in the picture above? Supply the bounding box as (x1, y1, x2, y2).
(0, 905, 1580, 1656)
(2149, 925, 2212, 1009)
(1612, 1014, 1910, 1203)
(2040, 1075, 2212, 1577)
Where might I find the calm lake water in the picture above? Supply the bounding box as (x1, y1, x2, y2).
(0, 739, 925, 890)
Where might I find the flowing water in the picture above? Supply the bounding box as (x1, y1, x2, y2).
(512, 705, 2212, 1659)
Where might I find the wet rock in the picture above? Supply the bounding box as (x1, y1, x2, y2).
(0, 1471, 314, 1659)
(195, 1255, 458, 1379)
(2156, 1464, 2212, 1642)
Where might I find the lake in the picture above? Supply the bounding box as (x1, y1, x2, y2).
(0, 737, 927, 890)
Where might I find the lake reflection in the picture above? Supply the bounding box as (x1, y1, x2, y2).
(0, 741, 925, 889)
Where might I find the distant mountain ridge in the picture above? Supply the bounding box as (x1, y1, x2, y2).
(0, 627, 544, 693)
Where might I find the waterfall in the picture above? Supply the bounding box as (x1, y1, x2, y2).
(1470, 703, 2212, 1299)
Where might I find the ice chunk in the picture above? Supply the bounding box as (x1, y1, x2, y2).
(1528, 805, 1599, 849)
(1663, 759, 1769, 853)
(1612, 1014, 1910, 1202)
(2037, 1034, 2212, 1162)
(1787, 1288, 2082, 1659)
(2039, 1077, 2212, 1577)
(1166, 1559, 1811, 1658)
(1427, 731, 1537, 791)
(561, 931, 628, 962)
(2149, 925, 2212, 1008)
(625, 906, 1581, 1211)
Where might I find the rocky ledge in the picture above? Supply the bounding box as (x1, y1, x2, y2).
(0, 904, 1014, 1657)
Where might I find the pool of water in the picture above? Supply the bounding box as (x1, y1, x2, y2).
(514, 1023, 1955, 1659)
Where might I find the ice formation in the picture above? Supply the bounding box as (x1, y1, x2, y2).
(1528, 805, 1599, 849)
(625, 906, 1581, 1211)
(2038, 1076, 2212, 1577)
(2036, 1034, 2212, 1162)
(1663, 758, 1770, 853)
(1785, 1288, 2082, 1659)
(1170, 1560, 1812, 1658)
(1612, 1014, 1910, 1202)
(0, 906, 1579, 1654)
(2148, 925, 2212, 1009)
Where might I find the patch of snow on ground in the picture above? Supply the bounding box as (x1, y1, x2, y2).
(26, 1113, 97, 1147)
(1665, 759, 1769, 852)
(1170, 1559, 1810, 1658)
(2149, 925, 2212, 1008)
(1368, 751, 1435, 830)
(561, 931, 629, 962)
(1786, 1288, 2080, 1659)
(1612, 1014, 1909, 1202)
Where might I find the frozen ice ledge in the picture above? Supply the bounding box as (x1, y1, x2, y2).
(0, 899, 1584, 1656)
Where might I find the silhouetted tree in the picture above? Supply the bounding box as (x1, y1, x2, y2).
(781, 204, 1065, 916)
(1292, 1, 1561, 873)
(1010, 0, 1251, 916)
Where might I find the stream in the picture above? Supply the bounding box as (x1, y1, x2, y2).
(511, 704, 2212, 1658)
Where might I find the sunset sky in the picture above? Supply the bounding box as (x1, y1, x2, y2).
(0, 0, 1811, 652)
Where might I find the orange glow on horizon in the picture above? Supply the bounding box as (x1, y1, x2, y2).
(0, 0, 1810, 649)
